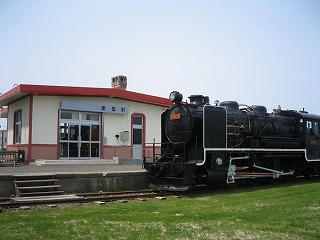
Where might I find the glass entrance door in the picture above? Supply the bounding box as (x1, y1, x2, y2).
(69, 124, 79, 157)
(80, 125, 90, 158)
(60, 123, 100, 159)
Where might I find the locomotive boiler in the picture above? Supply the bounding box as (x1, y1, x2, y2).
(143, 91, 320, 190)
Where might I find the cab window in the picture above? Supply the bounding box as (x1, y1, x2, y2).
(306, 121, 319, 135)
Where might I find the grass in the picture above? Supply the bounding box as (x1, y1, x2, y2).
(0, 182, 319, 240)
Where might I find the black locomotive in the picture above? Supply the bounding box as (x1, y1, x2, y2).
(143, 91, 320, 190)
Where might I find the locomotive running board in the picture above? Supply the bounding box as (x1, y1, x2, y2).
(199, 148, 320, 166)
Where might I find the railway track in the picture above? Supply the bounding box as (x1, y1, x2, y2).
(0, 190, 177, 209)
(1, 176, 318, 210)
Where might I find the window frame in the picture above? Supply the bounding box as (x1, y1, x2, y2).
(14, 110, 22, 144)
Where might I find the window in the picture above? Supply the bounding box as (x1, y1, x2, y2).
(60, 111, 79, 120)
(133, 116, 142, 125)
(60, 123, 69, 140)
(14, 110, 22, 144)
(132, 116, 143, 144)
(60, 111, 100, 121)
(306, 120, 319, 135)
(82, 113, 99, 121)
(314, 122, 319, 135)
(133, 128, 142, 144)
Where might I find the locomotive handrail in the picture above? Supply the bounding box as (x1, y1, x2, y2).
(144, 141, 186, 163)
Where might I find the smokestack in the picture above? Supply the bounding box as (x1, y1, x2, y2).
(111, 75, 127, 90)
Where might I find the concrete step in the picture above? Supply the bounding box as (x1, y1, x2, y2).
(19, 190, 65, 197)
(13, 174, 64, 197)
(14, 179, 59, 185)
(16, 185, 62, 190)
(13, 174, 57, 179)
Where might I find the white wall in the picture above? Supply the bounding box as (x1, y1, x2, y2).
(103, 113, 129, 145)
(32, 96, 60, 144)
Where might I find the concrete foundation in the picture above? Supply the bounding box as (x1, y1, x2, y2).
(0, 171, 149, 198)
(0, 175, 15, 197)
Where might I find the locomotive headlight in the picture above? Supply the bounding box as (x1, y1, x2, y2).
(169, 91, 183, 104)
(216, 158, 223, 166)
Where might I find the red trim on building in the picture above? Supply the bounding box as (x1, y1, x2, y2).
(29, 144, 58, 161)
(0, 84, 173, 107)
(103, 145, 132, 159)
(0, 85, 22, 104)
(27, 95, 33, 163)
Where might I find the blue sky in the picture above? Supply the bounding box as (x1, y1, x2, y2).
(0, 0, 319, 114)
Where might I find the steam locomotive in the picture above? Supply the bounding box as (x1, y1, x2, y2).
(143, 91, 320, 190)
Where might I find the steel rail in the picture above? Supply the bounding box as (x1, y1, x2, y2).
(0, 190, 174, 209)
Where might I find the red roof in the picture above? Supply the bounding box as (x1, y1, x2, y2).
(0, 84, 172, 107)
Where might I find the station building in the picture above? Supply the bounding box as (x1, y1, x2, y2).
(0, 76, 172, 163)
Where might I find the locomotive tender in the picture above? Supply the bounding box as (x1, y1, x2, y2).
(143, 91, 320, 190)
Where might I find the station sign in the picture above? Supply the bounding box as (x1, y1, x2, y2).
(60, 101, 128, 114)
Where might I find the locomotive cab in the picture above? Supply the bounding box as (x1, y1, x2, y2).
(302, 115, 320, 161)
(278, 110, 320, 161)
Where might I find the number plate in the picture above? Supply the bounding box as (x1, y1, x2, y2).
(170, 113, 181, 120)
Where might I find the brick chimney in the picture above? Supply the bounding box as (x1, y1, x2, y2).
(111, 75, 127, 90)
